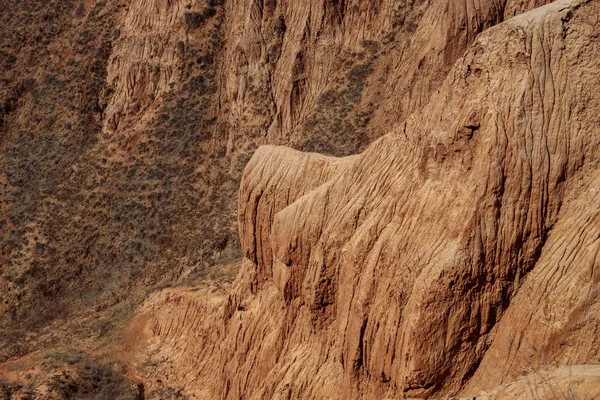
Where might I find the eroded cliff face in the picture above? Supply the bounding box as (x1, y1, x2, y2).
(122, 0, 600, 398)
(1, 0, 599, 398)
(216, 0, 556, 154)
(0, 0, 550, 357)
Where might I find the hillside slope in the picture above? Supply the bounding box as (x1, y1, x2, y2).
(1, 0, 599, 398)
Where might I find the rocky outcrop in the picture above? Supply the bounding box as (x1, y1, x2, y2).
(1, 0, 599, 398)
(0, 0, 557, 353)
(218, 0, 556, 154)
(102, 0, 556, 152)
(103, 0, 185, 134)
(125, 0, 600, 398)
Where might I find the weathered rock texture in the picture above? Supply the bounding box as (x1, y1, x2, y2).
(122, 0, 600, 398)
(0, 0, 553, 362)
(1, 0, 599, 398)
(468, 365, 600, 399)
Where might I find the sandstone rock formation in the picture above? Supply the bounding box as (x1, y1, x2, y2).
(0, 0, 553, 360)
(1, 0, 599, 398)
(121, 0, 600, 398)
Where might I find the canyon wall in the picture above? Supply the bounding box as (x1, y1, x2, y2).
(125, 0, 600, 398)
(1, 0, 599, 398)
(0, 0, 551, 356)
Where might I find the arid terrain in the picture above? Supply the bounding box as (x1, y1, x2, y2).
(0, 0, 599, 398)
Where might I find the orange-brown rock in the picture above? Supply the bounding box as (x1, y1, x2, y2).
(123, 0, 600, 398)
(1, 0, 599, 398)
(1, 0, 552, 358)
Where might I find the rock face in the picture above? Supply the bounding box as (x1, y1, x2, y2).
(0, 0, 554, 360)
(123, 0, 600, 398)
(1, 0, 599, 398)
